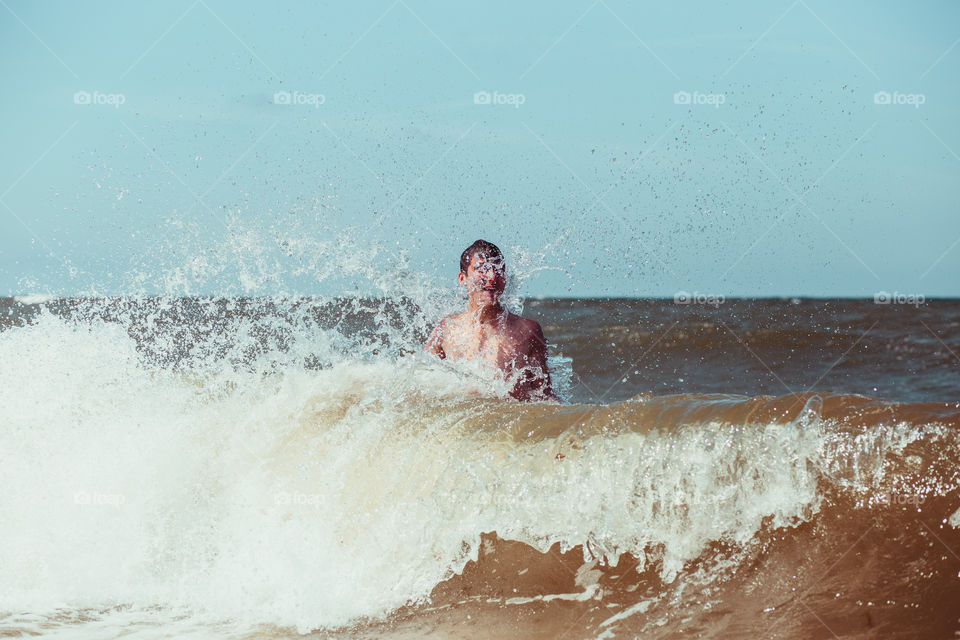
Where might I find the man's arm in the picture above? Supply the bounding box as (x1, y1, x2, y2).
(511, 320, 559, 402)
(529, 322, 559, 401)
(425, 318, 447, 358)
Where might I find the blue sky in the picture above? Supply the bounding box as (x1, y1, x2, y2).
(1, 0, 957, 297)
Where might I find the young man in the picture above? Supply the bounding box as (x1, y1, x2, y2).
(425, 240, 558, 402)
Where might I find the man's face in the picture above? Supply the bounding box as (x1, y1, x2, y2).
(459, 253, 505, 301)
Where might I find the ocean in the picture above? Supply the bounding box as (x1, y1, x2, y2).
(1, 296, 958, 639)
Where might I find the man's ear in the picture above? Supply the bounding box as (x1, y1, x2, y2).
(457, 271, 466, 285)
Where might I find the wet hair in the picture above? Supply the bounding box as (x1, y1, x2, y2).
(460, 240, 503, 274)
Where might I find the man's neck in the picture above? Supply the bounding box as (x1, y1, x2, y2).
(467, 298, 505, 325)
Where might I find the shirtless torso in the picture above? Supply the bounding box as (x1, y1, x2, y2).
(425, 242, 557, 402)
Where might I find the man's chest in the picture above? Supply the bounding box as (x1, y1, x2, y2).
(444, 325, 524, 365)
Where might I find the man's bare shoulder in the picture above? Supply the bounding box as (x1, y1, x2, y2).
(506, 313, 546, 340)
(435, 311, 468, 331)
(426, 313, 463, 356)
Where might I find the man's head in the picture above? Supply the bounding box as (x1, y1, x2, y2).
(458, 239, 506, 304)
(459, 240, 503, 275)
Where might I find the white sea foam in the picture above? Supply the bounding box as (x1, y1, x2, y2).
(13, 293, 56, 305)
